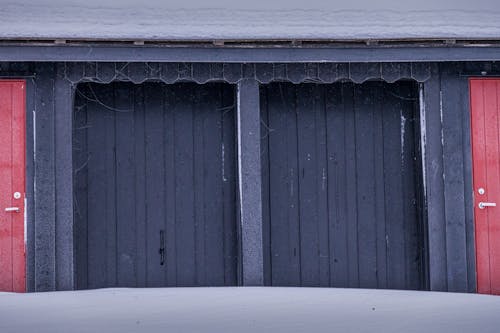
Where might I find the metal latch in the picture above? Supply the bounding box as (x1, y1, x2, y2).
(478, 202, 497, 209)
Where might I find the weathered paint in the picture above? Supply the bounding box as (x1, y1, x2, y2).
(73, 82, 238, 288)
(260, 81, 425, 289)
(0, 61, 488, 292)
(419, 63, 476, 293)
(237, 79, 264, 286)
(0, 80, 26, 292)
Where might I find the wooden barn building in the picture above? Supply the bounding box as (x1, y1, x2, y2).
(0, 0, 499, 295)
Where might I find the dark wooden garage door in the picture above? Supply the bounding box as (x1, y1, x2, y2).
(73, 82, 238, 289)
(261, 81, 425, 290)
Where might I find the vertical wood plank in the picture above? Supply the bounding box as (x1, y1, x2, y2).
(265, 84, 285, 285)
(487, 80, 500, 294)
(25, 79, 36, 292)
(373, 82, 388, 289)
(296, 84, 323, 286)
(260, 86, 272, 286)
(383, 83, 407, 290)
(342, 83, 360, 288)
(221, 84, 238, 286)
(11, 81, 26, 292)
(104, 85, 117, 287)
(202, 84, 225, 285)
(326, 84, 349, 287)
(174, 84, 196, 286)
(193, 85, 206, 285)
(114, 83, 137, 287)
(267, 83, 301, 286)
(86, 84, 109, 289)
(0, 83, 13, 291)
(315, 86, 330, 287)
(354, 83, 378, 289)
(145, 83, 166, 287)
(237, 78, 264, 286)
(400, 82, 421, 290)
(164, 85, 177, 286)
(34, 63, 56, 291)
(284, 84, 302, 286)
(9, 80, 27, 292)
(276, 85, 300, 286)
(12, 80, 26, 292)
(423, 66, 448, 291)
(134, 85, 147, 287)
(471, 79, 496, 294)
(440, 64, 469, 292)
(460, 77, 476, 293)
(73, 84, 88, 290)
(54, 65, 74, 290)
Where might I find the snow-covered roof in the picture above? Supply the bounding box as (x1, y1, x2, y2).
(1, 0, 500, 42)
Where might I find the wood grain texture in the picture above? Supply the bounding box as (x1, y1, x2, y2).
(261, 82, 425, 290)
(34, 64, 57, 291)
(74, 82, 238, 289)
(0, 80, 26, 292)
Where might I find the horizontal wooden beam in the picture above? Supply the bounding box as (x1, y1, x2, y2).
(1, 45, 500, 63)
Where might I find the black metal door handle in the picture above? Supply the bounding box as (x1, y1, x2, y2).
(159, 230, 165, 265)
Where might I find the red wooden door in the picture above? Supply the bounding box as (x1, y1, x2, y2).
(470, 79, 500, 295)
(0, 80, 25, 292)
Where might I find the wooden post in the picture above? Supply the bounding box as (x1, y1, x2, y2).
(237, 78, 264, 286)
(54, 64, 75, 290)
(33, 64, 74, 291)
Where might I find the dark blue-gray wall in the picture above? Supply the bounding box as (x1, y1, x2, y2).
(6, 60, 487, 292)
(422, 63, 476, 292)
(73, 82, 238, 289)
(260, 81, 425, 289)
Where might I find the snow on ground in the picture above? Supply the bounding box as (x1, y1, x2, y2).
(0, 287, 499, 333)
(0, 0, 500, 41)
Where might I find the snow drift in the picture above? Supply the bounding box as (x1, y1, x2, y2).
(0, 287, 499, 333)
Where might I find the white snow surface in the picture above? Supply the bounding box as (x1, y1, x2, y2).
(1, 0, 500, 41)
(0, 287, 499, 332)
